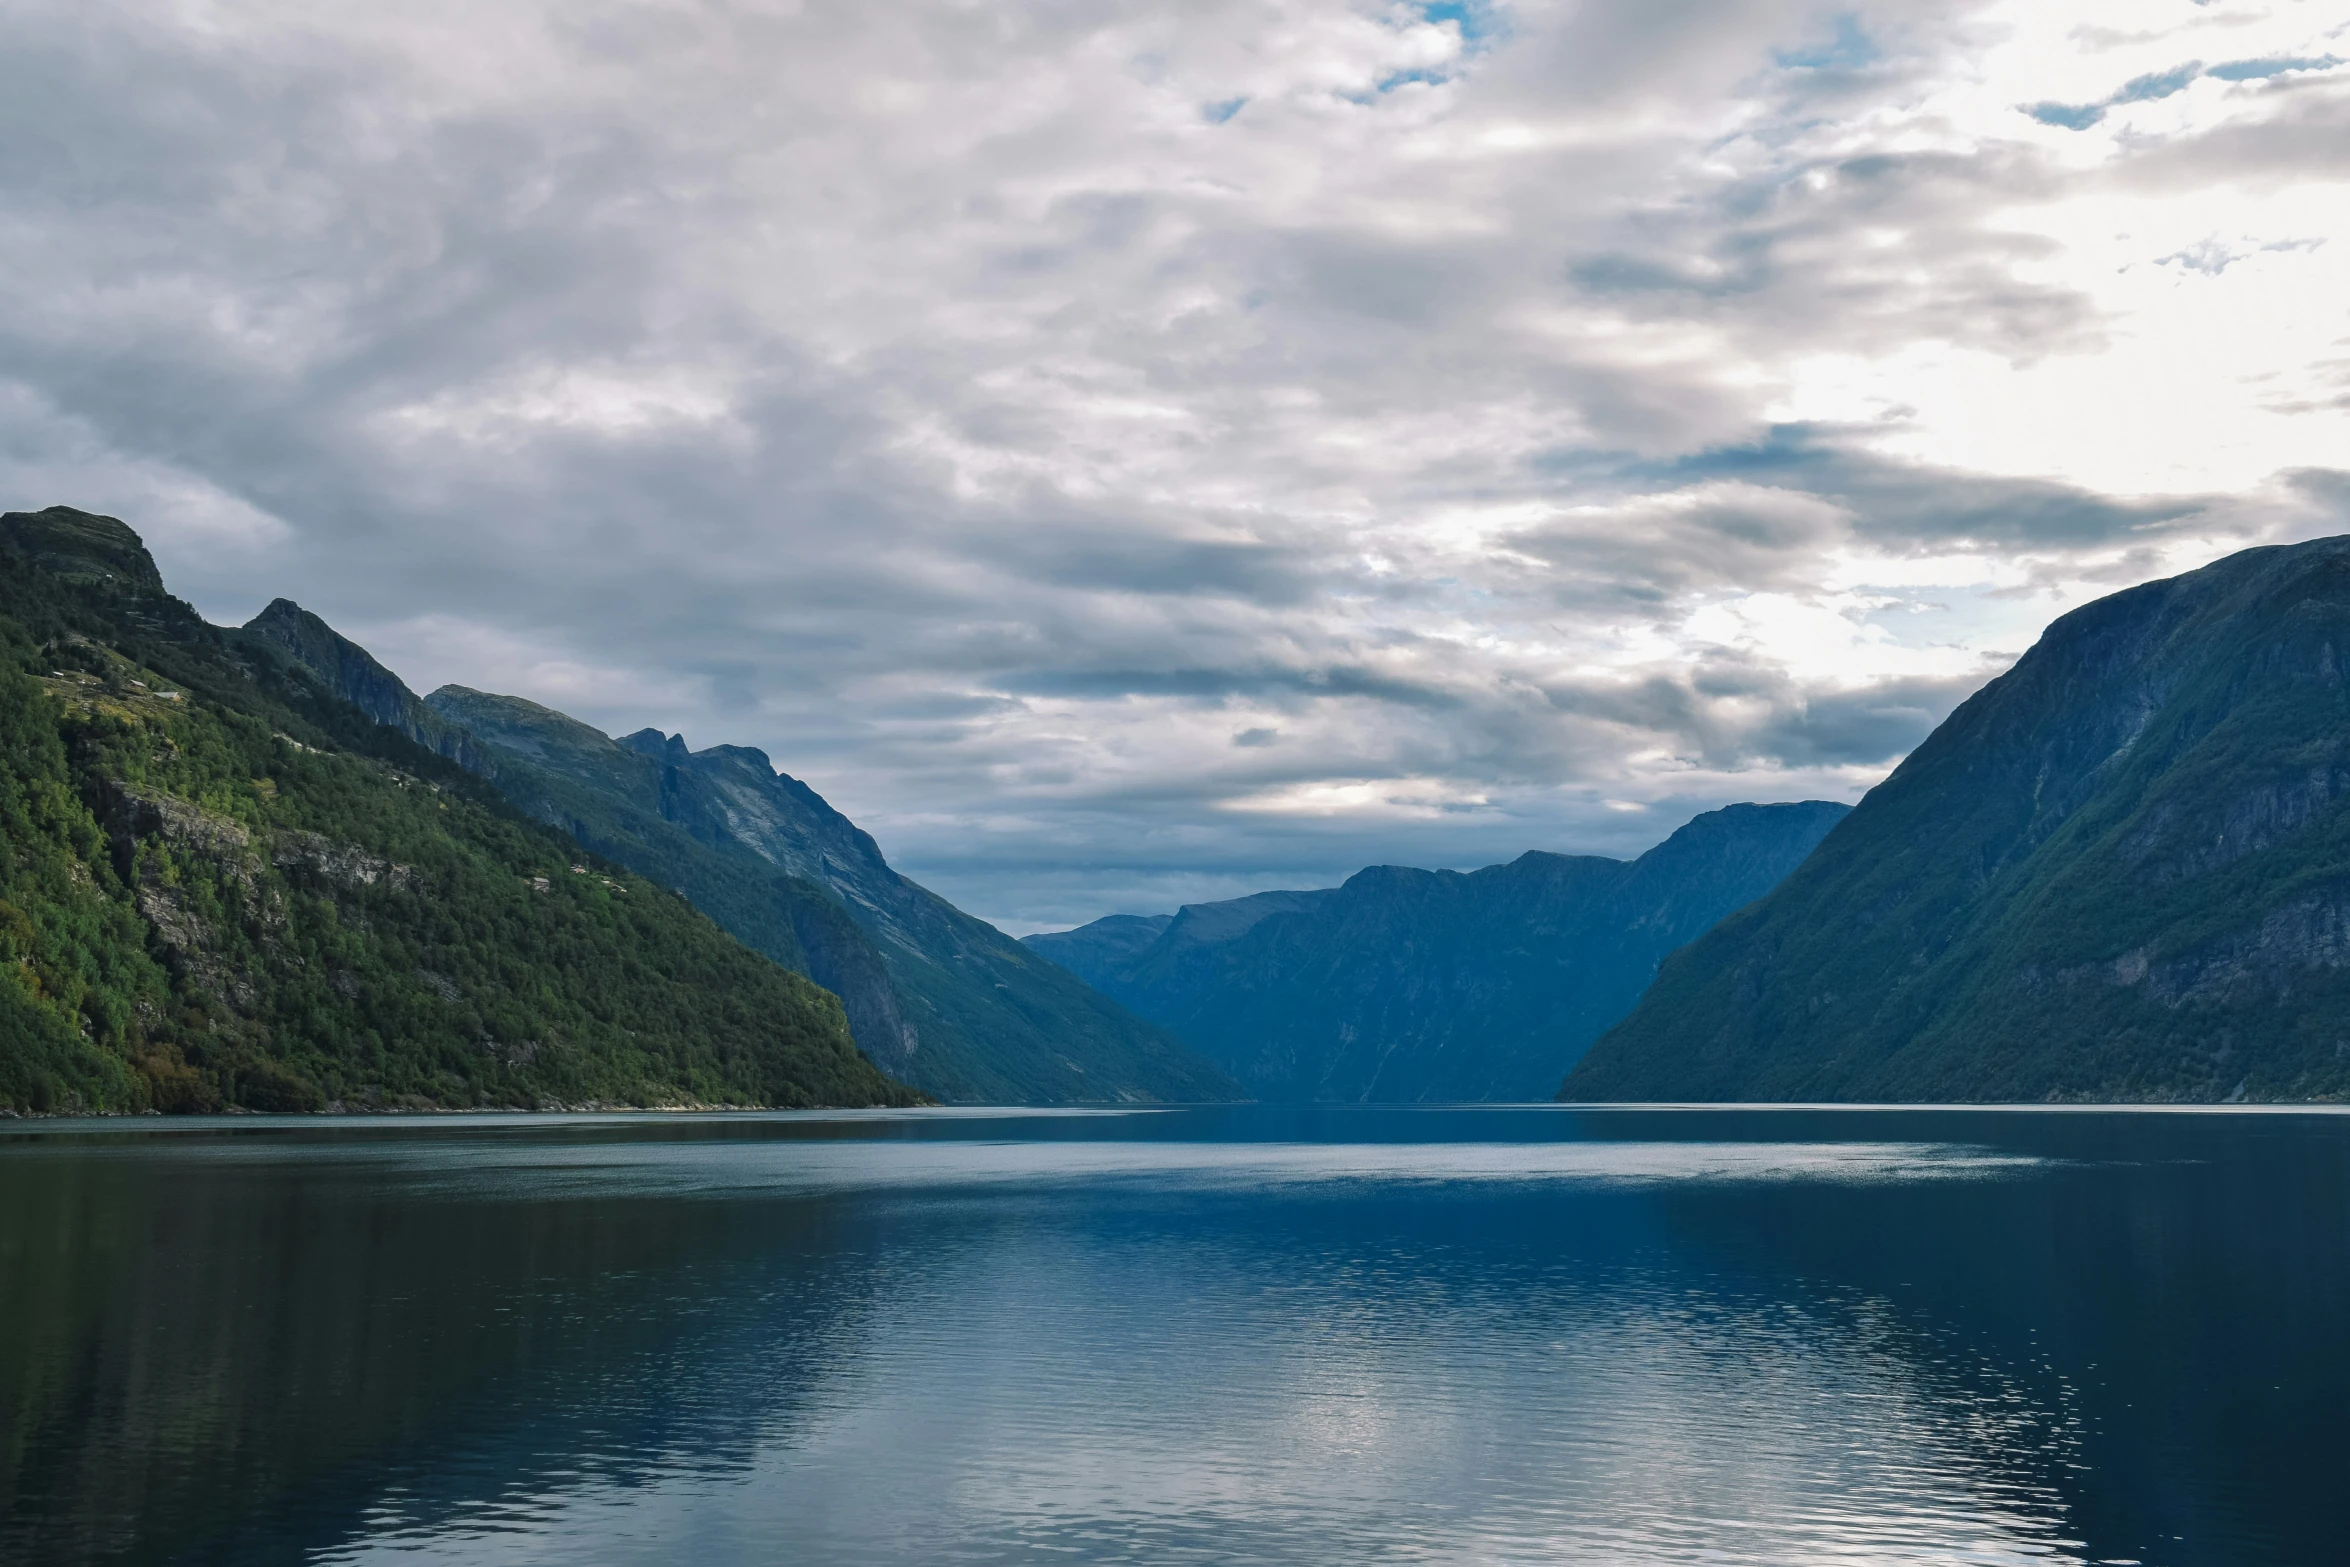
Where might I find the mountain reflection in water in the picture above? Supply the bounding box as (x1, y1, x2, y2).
(3, 1105, 2345, 1566)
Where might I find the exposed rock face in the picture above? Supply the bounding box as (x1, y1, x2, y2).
(780, 892, 921, 1079)
(95, 780, 254, 862)
(1025, 802, 1849, 1102)
(270, 830, 416, 893)
(1567, 533, 2350, 1104)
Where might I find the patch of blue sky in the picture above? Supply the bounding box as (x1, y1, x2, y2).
(2024, 58, 2207, 130)
(1202, 97, 1247, 124)
(1373, 67, 1451, 95)
(2112, 61, 2204, 103)
(2206, 55, 2342, 81)
(2159, 235, 2330, 275)
(1419, 2, 1500, 48)
(2025, 101, 2107, 130)
(1775, 14, 1878, 73)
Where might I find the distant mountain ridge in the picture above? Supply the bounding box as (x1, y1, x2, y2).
(1567, 533, 2350, 1104)
(244, 604, 1235, 1104)
(1025, 801, 1849, 1101)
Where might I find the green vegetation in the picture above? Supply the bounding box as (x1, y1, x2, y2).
(1566, 535, 2350, 1103)
(0, 507, 916, 1114)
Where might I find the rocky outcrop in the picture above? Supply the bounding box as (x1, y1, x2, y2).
(270, 831, 416, 893)
(93, 780, 253, 864)
(784, 892, 921, 1077)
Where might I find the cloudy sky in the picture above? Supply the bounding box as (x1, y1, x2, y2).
(3, 0, 2346, 930)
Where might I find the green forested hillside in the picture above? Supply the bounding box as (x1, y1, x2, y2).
(0, 507, 915, 1114)
(237, 601, 901, 1057)
(1566, 534, 2350, 1104)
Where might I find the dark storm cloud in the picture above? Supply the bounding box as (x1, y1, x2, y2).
(1522, 661, 1983, 772)
(1565, 146, 2095, 361)
(1641, 428, 2208, 545)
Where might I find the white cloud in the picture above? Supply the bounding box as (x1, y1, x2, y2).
(0, 0, 2344, 929)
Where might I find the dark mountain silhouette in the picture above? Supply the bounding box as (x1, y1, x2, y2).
(1027, 801, 1848, 1101)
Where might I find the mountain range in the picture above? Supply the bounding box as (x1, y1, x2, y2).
(1567, 532, 2350, 1103)
(237, 607, 1235, 1106)
(1025, 801, 1848, 1101)
(24, 499, 2350, 1114)
(0, 506, 910, 1114)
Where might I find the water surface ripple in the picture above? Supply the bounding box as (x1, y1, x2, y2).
(3, 1104, 2343, 1565)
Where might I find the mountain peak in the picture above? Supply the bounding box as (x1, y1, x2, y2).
(619, 727, 692, 764)
(0, 506, 166, 595)
(237, 596, 423, 732)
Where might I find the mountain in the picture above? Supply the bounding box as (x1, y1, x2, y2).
(0, 507, 914, 1114)
(1024, 801, 1850, 1101)
(1565, 534, 2350, 1104)
(239, 598, 496, 773)
(237, 602, 917, 1076)
(243, 603, 1236, 1104)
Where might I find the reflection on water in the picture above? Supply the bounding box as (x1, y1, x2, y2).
(3, 1106, 2346, 1565)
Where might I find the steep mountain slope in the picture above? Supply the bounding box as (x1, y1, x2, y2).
(1566, 534, 2350, 1104)
(237, 603, 918, 1077)
(417, 690, 1237, 1103)
(239, 598, 496, 772)
(0, 507, 913, 1114)
(244, 597, 1233, 1103)
(1025, 802, 1848, 1101)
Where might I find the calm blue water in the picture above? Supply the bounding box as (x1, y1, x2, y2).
(4, 1105, 2348, 1566)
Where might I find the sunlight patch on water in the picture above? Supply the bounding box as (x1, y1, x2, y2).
(318, 1137, 2043, 1201)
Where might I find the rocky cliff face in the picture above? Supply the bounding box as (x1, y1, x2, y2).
(1566, 533, 2350, 1104)
(1026, 801, 1849, 1102)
